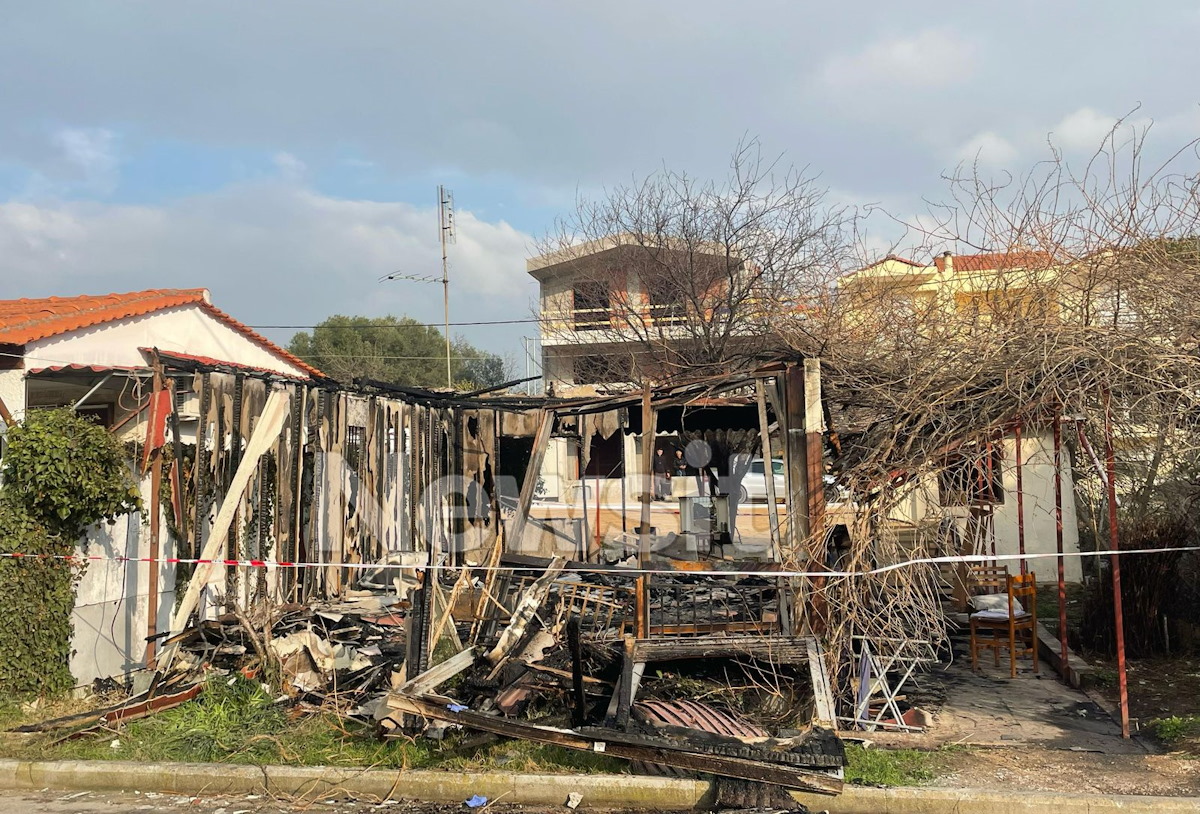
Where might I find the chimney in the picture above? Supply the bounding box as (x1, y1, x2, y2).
(941, 250, 954, 274)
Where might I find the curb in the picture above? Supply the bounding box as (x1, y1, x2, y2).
(0, 759, 1197, 813)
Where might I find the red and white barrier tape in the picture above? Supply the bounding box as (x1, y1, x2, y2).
(1, 545, 1198, 579)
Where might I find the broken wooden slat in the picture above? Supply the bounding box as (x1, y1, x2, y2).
(614, 635, 645, 731)
(805, 636, 837, 730)
(756, 377, 793, 636)
(632, 635, 809, 664)
(638, 386, 656, 565)
(394, 646, 477, 697)
(0, 392, 15, 428)
(566, 615, 587, 727)
(485, 556, 566, 665)
(755, 378, 783, 561)
(11, 681, 199, 734)
(522, 661, 611, 686)
(161, 388, 292, 670)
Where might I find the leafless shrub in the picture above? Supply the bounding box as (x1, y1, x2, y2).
(786, 117, 1200, 694)
(537, 138, 855, 384)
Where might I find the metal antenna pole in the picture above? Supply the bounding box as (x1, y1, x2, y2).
(439, 185, 452, 388)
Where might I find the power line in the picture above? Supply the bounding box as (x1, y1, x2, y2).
(310, 354, 497, 360)
(250, 318, 541, 330)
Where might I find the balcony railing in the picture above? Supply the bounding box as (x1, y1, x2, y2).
(647, 302, 688, 328)
(570, 304, 688, 332)
(572, 306, 611, 331)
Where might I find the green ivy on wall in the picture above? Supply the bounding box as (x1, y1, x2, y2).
(0, 408, 142, 696)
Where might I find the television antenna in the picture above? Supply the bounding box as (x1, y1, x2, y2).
(439, 185, 455, 388)
(378, 187, 456, 389)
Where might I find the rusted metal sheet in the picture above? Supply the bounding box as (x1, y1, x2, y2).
(633, 699, 765, 739)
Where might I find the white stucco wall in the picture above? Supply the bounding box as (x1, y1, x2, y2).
(0, 368, 24, 421)
(70, 474, 177, 684)
(993, 432, 1082, 582)
(0, 369, 23, 467)
(936, 432, 1082, 582)
(28, 304, 308, 378)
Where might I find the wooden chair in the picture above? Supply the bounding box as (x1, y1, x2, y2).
(969, 571, 1038, 677)
(965, 565, 1009, 595)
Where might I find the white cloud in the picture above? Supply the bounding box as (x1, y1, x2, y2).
(947, 107, 1161, 170)
(272, 151, 307, 182)
(1049, 108, 1121, 152)
(0, 181, 536, 352)
(818, 27, 977, 91)
(53, 127, 119, 178)
(954, 131, 1018, 167)
(21, 127, 124, 196)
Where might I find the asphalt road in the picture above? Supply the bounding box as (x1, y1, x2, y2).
(0, 789, 503, 814)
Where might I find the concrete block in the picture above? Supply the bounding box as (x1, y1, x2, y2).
(1036, 622, 1099, 690)
(1, 758, 1197, 813)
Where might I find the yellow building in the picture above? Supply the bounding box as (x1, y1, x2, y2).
(837, 250, 1084, 580)
(838, 250, 1061, 327)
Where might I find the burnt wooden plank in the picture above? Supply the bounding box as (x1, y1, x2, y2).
(633, 635, 809, 664)
(566, 615, 587, 727)
(805, 636, 837, 729)
(486, 556, 566, 665)
(396, 646, 477, 697)
(615, 636, 638, 730)
(385, 693, 842, 796)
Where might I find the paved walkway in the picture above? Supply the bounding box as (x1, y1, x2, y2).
(870, 634, 1146, 754)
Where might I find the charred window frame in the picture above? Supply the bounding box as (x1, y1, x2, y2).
(644, 274, 687, 326)
(571, 280, 611, 331)
(346, 424, 366, 470)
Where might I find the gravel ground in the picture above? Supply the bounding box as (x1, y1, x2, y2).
(933, 746, 1200, 797)
(0, 790, 570, 814)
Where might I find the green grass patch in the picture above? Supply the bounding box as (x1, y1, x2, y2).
(1, 676, 627, 773)
(5, 679, 939, 783)
(0, 700, 22, 730)
(843, 745, 939, 787)
(5, 676, 437, 769)
(1150, 715, 1200, 753)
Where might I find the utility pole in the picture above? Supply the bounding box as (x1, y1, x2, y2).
(439, 185, 455, 388)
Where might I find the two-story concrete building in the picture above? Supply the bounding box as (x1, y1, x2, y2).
(527, 235, 762, 503)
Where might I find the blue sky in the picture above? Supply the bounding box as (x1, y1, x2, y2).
(1, 1, 1198, 364)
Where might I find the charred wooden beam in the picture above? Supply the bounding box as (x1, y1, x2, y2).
(632, 635, 809, 664)
(385, 692, 842, 796)
(566, 615, 587, 727)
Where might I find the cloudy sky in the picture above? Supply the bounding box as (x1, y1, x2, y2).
(1, 1, 1198, 362)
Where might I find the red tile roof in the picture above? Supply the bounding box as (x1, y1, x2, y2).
(148, 349, 314, 381)
(934, 251, 1054, 272)
(25, 363, 141, 375)
(0, 288, 321, 378)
